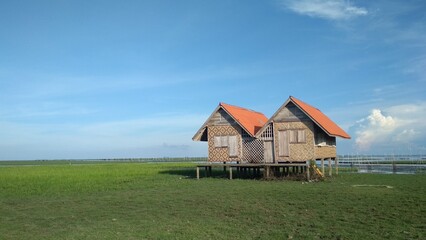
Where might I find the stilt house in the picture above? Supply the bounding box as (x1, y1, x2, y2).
(193, 96, 350, 163)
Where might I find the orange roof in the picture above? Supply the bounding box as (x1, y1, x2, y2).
(290, 96, 351, 139)
(220, 103, 268, 137)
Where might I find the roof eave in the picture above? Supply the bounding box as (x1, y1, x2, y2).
(192, 105, 222, 142)
(289, 96, 351, 140)
(192, 127, 207, 141)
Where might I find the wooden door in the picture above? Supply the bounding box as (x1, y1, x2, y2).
(264, 141, 274, 163)
(278, 130, 289, 157)
(228, 136, 238, 157)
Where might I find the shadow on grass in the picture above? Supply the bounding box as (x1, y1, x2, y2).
(159, 168, 265, 180)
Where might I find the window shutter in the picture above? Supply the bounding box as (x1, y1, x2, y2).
(298, 130, 306, 143)
(228, 136, 238, 157)
(289, 130, 296, 143)
(221, 136, 228, 147)
(278, 131, 289, 157)
(214, 136, 222, 147)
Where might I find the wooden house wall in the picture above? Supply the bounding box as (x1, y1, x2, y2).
(274, 102, 310, 122)
(273, 121, 315, 162)
(269, 102, 338, 161)
(208, 125, 242, 162)
(314, 146, 337, 159)
(206, 109, 242, 162)
(207, 108, 237, 126)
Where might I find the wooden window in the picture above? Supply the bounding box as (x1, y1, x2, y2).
(289, 129, 306, 143)
(260, 124, 273, 141)
(278, 130, 289, 157)
(228, 136, 238, 157)
(214, 136, 229, 148)
(214, 136, 222, 147)
(289, 130, 297, 143)
(221, 136, 228, 147)
(297, 130, 306, 143)
(214, 135, 238, 156)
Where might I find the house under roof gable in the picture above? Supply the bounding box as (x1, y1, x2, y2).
(289, 96, 350, 139)
(192, 102, 268, 141)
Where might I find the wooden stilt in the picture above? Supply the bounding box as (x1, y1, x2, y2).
(306, 161, 310, 181)
(321, 159, 325, 175)
(328, 158, 332, 177)
(196, 167, 200, 180)
(265, 166, 270, 178)
(229, 166, 233, 180)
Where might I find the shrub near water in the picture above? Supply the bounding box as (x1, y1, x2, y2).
(0, 162, 425, 239)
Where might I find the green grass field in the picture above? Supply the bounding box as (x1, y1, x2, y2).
(0, 162, 425, 239)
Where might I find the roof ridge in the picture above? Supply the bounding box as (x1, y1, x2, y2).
(220, 102, 265, 115)
(290, 96, 321, 112)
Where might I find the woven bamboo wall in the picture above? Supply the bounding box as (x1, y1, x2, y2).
(208, 125, 242, 162)
(314, 145, 336, 159)
(273, 121, 315, 162)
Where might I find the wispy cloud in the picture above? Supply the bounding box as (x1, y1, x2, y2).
(280, 0, 368, 20)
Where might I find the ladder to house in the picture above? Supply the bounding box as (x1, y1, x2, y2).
(312, 165, 324, 178)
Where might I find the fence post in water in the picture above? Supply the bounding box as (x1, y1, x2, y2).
(392, 162, 397, 174)
(335, 157, 339, 175)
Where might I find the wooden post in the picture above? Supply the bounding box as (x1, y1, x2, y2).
(209, 166, 212, 176)
(306, 161, 310, 181)
(328, 158, 332, 177)
(335, 157, 339, 175)
(264, 166, 270, 178)
(196, 166, 200, 180)
(321, 159, 325, 175)
(229, 166, 233, 180)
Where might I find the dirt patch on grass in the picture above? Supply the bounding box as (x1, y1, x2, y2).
(352, 184, 393, 189)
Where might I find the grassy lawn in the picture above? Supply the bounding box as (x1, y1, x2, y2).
(0, 162, 425, 239)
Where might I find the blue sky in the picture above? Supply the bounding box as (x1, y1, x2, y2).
(1, 0, 425, 160)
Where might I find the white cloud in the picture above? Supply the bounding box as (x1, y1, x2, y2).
(354, 103, 426, 152)
(366, 109, 395, 129)
(280, 0, 368, 20)
(355, 109, 397, 150)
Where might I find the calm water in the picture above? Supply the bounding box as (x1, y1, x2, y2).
(336, 155, 426, 174)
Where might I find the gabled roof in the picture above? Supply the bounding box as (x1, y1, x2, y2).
(192, 103, 268, 141)
(255, 96, 350, 139)
(220, 103, 268, 137)
(290, 96, 350, 139)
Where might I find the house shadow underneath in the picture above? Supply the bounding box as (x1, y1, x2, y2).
(158, 167, 264, 180)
